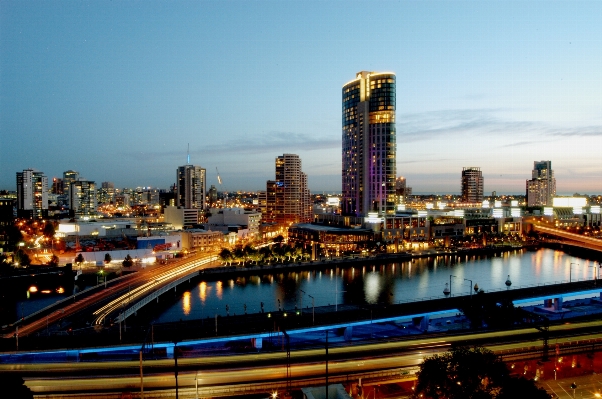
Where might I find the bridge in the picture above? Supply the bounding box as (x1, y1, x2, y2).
(530, 222, 602, 253)
(2, 252, 219, 340)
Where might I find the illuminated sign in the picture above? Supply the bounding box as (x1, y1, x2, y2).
(553, 197, 587, 207)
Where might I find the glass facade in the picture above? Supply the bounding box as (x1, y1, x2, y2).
(342, 71, 396, 217)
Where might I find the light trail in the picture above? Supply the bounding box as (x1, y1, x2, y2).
(92, 255, 216, 325)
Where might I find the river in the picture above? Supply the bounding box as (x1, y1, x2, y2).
(153, 248, 599, 322)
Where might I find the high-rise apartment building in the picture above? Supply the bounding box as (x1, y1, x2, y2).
(16, 169, 49, 219)
(70, 179, 97, 218)
(526, 160, 556, 207)
(62, 170, 79, 208)
(98, 181, 115, 205)
(342, 71, 396, 217)
(176, 165, 206, 210)
(395, 176, 412, 204)
(262, 154, 311, 225)
(461, 167, 484, 203)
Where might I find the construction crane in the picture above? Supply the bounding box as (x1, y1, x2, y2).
(216, 167, 226, 207)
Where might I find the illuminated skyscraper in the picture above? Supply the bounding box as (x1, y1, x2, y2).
(262, 154, 311, 225)
(526, 160, 556, 206)
(342, 71, 396, 217)
(16, 169, 48, 219)
(62, 170, 79, 208)
(70, 179, 97, 218)
(177, 165, 206, 210)
(461, 167, 484, 203)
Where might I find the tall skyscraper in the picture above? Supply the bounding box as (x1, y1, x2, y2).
(177, 165, 206, 210)
(262, 154, 311, 225)
(461, 167, 484, 203)
(16, 169, 48, 219)
(342, 71, 396, 217)
(526, 160, 556, 206)
(62, 170, 79, 208)
(70, 179, 97, 218)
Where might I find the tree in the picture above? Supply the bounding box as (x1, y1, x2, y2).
(274, 235, 284, 245)
(219, 248, 233, 266)
(14, 249, 31, 267)
(104, 253, 112, 265)
(74, 253, 84, 268)
(42, 222, 55, 239)
(47, 254, 59, 267)
(414, 346, 548, 399)
(122, 254, 133, 268)
(0, 374, 33, 399)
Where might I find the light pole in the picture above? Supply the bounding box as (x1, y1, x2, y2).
(449, 275, 457, 297)
(570, 263, 579, 283)
(308, 295, 315, 325)
(464, 278, 473, 299)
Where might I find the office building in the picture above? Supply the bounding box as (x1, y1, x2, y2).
(176, 165, 206, 210)
(342, 71, 396, 217)
(208, 185, 218, 206)
(262, 154, 311, 225)
(16, 169, 48, 219)
(62, 170, 79, 208)
(461, 167, 484, 203)
(98, 182, 115, 205)
(70, 180, 97, 218)
(526, 160, 556, 207)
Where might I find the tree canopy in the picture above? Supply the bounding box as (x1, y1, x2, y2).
(414, 346, 549, 399)
(122, 254, 133, 268)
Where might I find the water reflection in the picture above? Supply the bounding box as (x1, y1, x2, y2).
(154, 248, 593, 323)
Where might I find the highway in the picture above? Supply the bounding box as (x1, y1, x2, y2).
(3, 252, 219, 338)
(7, 318, 602, 397)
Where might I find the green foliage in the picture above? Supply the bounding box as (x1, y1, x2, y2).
(414, 346, 548, 399)
(42, 222, 56, 238)
(0, 374, 33, 399)
(122, 254, 133, 268)
(14, 249, 31, 267)
(219, 248, 233, 265)
(104, 253, 112, 264)
(47, 254, 59, 267)
(74, 253, 84, 265)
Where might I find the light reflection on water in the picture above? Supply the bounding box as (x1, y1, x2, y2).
(154, 248, 594, 323)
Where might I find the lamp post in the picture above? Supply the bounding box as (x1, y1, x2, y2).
(570, 263, 579, 283)
(308, 295, 315, 325)
(449, 275, 457, 297)
(464, 278, 473, 299)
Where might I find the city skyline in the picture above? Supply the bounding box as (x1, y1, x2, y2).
(1, 1, 601, 195)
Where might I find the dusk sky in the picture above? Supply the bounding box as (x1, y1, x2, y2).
(1, 1, 601, 195)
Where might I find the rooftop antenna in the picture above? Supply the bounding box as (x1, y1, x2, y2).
(187, 143, 190, 164)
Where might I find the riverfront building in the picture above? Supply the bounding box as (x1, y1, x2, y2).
(261, 154, 311, 225)
(526, 160, 556, 207)
(461, 167, 484, 203)
(342, 71, 396, 217)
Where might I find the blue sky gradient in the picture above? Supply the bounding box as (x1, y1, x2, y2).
(1, 1, 601, 194)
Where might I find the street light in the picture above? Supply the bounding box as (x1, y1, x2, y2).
(448, 275, 457, 297)
(570, 263, 579, 283)
(308, 294, 315, 325)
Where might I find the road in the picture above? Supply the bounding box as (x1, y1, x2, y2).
(10, 320, 602, 397)
(4, 252, 219, 338)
